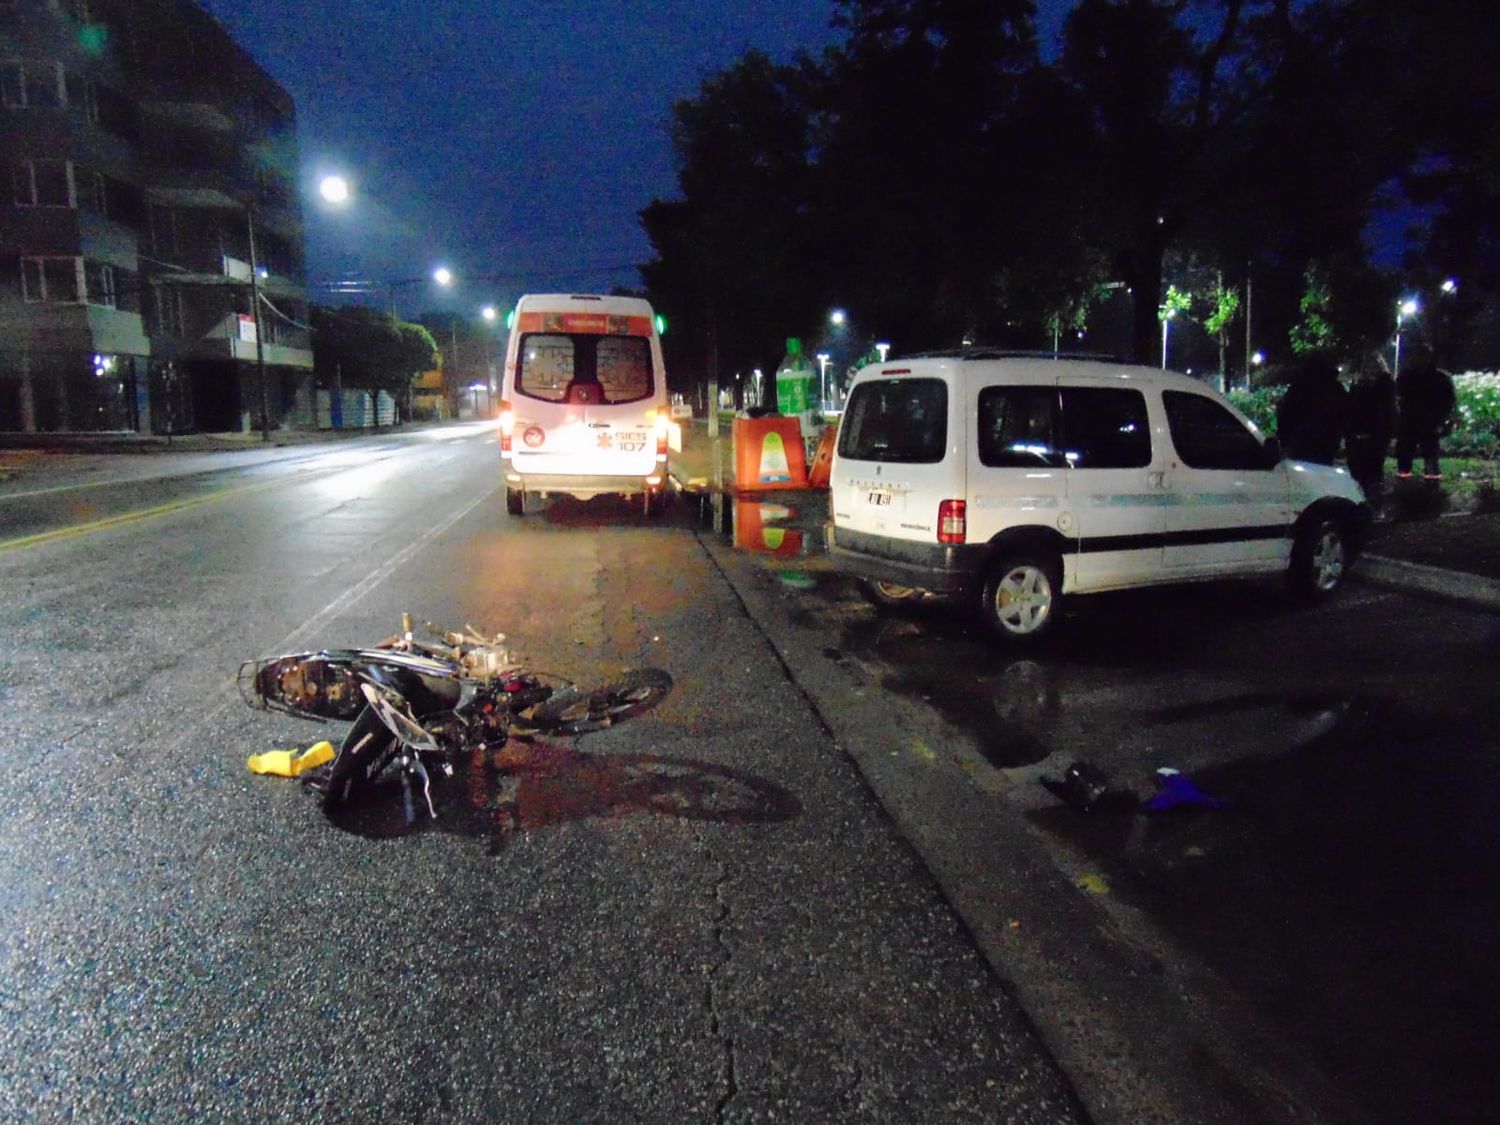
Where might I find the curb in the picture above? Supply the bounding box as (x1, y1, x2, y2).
(1357, 555, 1500, 612)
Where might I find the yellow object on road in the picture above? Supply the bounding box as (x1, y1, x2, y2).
(247, 740, 335, 777)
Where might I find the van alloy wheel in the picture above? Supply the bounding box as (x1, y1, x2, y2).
(981, 555, 1060, 642)
(1290, 517, 1347, 599)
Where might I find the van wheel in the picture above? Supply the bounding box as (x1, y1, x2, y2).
(858, 579, 925, 609)
(505, 487, 525, 516)
(981, 553, 1061, 643)
(1289, 515, 1349, 600)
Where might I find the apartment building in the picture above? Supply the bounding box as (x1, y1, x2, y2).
(0, 0, 313, 434)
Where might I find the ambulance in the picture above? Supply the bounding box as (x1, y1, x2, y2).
(498, 294, 670, 516)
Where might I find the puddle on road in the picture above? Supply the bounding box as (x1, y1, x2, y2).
(1027, 693, 1500, 1123)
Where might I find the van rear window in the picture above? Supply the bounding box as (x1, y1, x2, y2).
(839, 378, 948, 463)
(516, 333, 654, 404)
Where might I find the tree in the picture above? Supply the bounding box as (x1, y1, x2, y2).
(1289, 264, 1337, 356)
(312, 305, 437, 405)
(1203, 271, 1241, 388)
(640, 50, 819, 398)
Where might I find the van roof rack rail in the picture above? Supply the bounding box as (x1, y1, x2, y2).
(902, 347, 1128, 363)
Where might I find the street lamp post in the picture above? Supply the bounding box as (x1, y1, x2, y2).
(816, 352, 831, 415)
(1393, 297, 1419, 377)
(1161, 307, 1177, 370)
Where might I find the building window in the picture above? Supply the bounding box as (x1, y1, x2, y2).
(63, 69, 98, 122)
(149, 203, 178, 255)
(13, 158, 74, 207)
(84, 260, 116, 308)
(152, 283, 186, 338)
(1, 62, 22, 109)
(49, 0, 91, 21)
(22, 256, 84, 303)
(1, 60, 64, 109)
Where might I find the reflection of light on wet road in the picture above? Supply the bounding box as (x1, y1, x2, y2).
(311, 455, 408, 501)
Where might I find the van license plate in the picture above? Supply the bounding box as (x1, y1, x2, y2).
(867, 489, 892, 506)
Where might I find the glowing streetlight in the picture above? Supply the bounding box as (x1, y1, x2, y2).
(1441, 278, 1458, 295)
(482, 305, 497, 322)
(318, 175, 350, 204)
(1252, 351, 1265, 367)
(829, 308, 847, 327)
(433, 267, 453, 287)
(875, 341, 890, 362)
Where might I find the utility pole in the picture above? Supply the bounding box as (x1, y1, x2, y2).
(1243, 268, 1253, 387)
(247, 208, 270, 440)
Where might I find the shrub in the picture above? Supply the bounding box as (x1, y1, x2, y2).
(1451, 372, 1500, 458)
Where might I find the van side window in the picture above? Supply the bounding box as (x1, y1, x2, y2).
(1163, 390, 1269, 470)
(978, 386, 1066, 467)
(839, 378, 947, 463)
(1058, 387, 1152, 468)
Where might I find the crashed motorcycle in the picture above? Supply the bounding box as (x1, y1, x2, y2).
(238, 615, 672, 820)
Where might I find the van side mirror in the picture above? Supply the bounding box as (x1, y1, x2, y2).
(1263, 435, 1283, 465)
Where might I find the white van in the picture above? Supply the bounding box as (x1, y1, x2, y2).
(826, 352, 1369, 643)
(498, 294, 670, 516)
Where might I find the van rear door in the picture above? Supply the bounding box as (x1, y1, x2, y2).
(508, 315, 659, 480)
(832, 372, 957, 543)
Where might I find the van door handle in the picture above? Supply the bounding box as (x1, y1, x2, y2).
(1147, 470, 1166, 489)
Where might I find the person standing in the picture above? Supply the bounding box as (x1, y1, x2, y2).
(1394, 344, 1457, 479)
(1344, 354, 1397, 502)
(1276, 351, 1347, 465)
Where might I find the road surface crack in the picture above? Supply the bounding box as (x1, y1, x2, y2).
(706, 856, 738, 1122)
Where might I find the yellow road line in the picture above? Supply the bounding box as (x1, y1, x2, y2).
(0, 476, 281, 554)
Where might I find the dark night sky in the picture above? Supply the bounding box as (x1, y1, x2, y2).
(193, 0, 1074, 317)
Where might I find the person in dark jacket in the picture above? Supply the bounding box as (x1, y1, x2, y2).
(1276, 352, 1347, 465)
(1344, 354, 1397, 502)
(1394, 344, 1457, 479)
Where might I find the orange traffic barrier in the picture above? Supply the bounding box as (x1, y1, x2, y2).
(733, 500, 805, 557)
(732, 416, 808, 491)
(806, 424, 837, 489)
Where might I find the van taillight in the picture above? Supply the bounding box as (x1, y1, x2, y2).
(650, 409, 669, 459)
(498, 400, 514, 454)
(937, 499, 966, 544)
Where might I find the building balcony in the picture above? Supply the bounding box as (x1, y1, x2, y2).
(0, 301, 151, 358)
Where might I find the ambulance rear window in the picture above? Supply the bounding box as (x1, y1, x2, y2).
(517, 333, 654, 404)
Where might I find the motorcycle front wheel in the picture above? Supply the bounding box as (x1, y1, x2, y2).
(521, 668, 673, 735)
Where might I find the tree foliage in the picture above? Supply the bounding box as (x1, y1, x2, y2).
(638, 0, 1497, 386)
(311, 306, 438, 398)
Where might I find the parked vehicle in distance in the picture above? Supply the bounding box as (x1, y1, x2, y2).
(826, 351, 1370, 643)
(498, 293, 670, 516)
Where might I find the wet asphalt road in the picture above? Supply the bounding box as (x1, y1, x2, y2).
(0, 430, 1082, 1123)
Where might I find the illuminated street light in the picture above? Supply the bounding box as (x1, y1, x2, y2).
(829, 308, 847, 327)
(482, 305, 497, 322)
(319, 175, 350, 204)
(875, 341, 890, 362)
(1441, 278, 1458, 295)
(433, 267, 453, 287)
(1252, 351, 1265, 367)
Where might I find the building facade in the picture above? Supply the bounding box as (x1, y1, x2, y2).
(0, 0, 313, 434)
